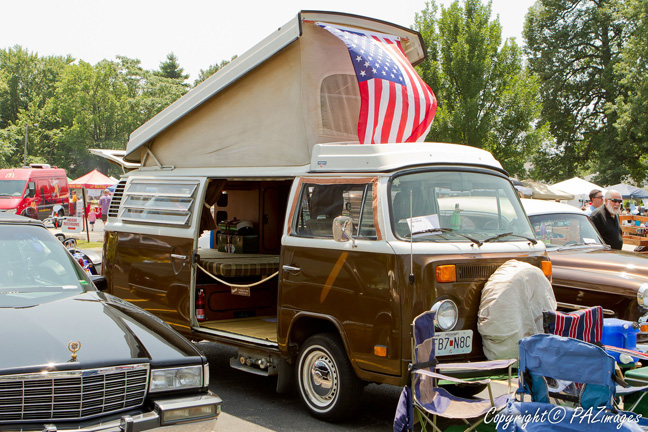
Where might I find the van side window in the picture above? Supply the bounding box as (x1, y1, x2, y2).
(119, 181, 198, 226)
(294, 183, 376, 239)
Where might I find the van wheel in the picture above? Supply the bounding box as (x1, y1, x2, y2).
(296, 333, 363, 422)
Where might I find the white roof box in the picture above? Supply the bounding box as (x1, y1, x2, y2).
(123, 11, 426, 169)
(310, 143, 504, 173)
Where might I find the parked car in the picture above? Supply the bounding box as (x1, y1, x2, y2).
(0, 214, 221, 431)
(522, 199, 648, 326)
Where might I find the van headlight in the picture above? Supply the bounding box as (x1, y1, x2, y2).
(638, 284, 648, 309)
(150, 366, 203, 393)
(430, 300, 458, 331)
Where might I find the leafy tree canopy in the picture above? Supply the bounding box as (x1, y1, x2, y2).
(0, 47, 195, 177)
(524, 0, 629, 185)
(414, 0, 545, 178)
(612, 0, 648, 185)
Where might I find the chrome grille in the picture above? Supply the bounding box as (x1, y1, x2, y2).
(0, 364, 148, 422)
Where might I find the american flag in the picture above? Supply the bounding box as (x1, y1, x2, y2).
(319, 23, 437, 144)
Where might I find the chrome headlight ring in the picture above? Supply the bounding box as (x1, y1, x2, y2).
(638, 283, 648, 309)
(430, 299, 459, 331)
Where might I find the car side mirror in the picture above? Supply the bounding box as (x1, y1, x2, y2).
(26, 182, 35, 198)
(333, 216, 357, 248)
(91, 274, 108, 291)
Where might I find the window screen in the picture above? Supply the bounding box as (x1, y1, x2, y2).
(320, 74, 361, 138)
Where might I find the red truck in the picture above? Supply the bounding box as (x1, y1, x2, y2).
(0, 164, 70, 220)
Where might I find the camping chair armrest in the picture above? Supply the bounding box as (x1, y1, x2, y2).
(412, 369, 492, 386)
(616, 384, 648, 396)
(436, 358, 517, 374)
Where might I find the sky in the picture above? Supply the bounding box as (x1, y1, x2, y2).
(1, 0, 536, 82)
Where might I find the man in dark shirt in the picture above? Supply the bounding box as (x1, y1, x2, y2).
(591, 189, 623, 250)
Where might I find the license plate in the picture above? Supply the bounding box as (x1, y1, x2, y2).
(434, 330, 473, 356)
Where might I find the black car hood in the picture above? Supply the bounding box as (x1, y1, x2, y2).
(0, 291, 201, 373)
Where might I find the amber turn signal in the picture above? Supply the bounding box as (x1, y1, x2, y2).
(436, 265, 456, 283)
(541, 261, 552, 277)
(640, 324, 648, 333)
(374, 345, 388, 357)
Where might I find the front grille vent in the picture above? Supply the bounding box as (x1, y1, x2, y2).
(456, 264, 505, 281)
(107, 180, 127, 218)
(0, 364, 148, 423)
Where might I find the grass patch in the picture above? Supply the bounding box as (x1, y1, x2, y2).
(75, 240, 103, 249)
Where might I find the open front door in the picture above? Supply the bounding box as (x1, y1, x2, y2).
(104, 177, 208, 336)
(279, 179, 402, 377)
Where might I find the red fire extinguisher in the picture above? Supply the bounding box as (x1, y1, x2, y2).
(196, 289, 206, 322)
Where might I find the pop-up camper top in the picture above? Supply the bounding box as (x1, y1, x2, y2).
(101, 11, 550, 422)
(120, 10, 427, 170)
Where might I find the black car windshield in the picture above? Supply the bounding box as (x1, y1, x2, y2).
(0, 179, 27, 197)
(390, 170, 534, 242)
(0, 224, 90, 307)
(528, 213, 604, 249)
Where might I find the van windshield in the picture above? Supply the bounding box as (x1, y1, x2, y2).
(390, 170, 535, 243)
(0, 180, 27, 198)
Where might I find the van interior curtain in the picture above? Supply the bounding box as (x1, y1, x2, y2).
(200, 180, 226, 233)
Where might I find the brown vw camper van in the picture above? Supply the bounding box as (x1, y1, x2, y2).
(101, 11, 550, 421)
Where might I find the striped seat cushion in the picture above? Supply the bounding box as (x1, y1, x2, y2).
(543, 306, 604, 343)
(198, 250, 280, 278)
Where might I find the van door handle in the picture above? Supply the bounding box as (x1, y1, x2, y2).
(171, 254, 187, 260)
(282, 265, 301, 274)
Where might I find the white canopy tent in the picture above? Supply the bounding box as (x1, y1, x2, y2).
(553, 177, 606, 208)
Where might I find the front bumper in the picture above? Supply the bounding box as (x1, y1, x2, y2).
(1, 393, 222, 432)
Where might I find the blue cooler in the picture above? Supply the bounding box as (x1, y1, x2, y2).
(602, 318, 640, 363)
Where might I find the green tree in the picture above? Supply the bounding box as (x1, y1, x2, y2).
(155, 52, 189, 82)
(613, 0, 648, 184)
(524, 0, 628, 184)
(193, 56, 237, 87)
(0, 46, 73, 167)
(414, 0, 544, 177)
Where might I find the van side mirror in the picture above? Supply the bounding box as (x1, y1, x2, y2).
(333, 216, 357, 248)
(26, 182, 35, 198)
(91, 275, 108, 291)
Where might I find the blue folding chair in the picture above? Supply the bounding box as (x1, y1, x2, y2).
(497, 334, 647, 431)
(394, 311, 516, 432)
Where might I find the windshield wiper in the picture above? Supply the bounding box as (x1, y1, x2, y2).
(408, 228, 483, 246)
(556, 242, 603, 251)
(483, 232, 538, 245)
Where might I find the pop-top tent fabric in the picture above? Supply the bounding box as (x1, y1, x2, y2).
(521, 179, 574, 200)
(69, 169, 117, 190)
(607, 183, 648, 199)
(120, 11, 429, 170)
(553, 177, 606, 206)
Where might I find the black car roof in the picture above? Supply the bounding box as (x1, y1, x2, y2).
(0, 214, 46, 227)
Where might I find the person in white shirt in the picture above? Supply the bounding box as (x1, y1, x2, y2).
(584, 189, 604, 216)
